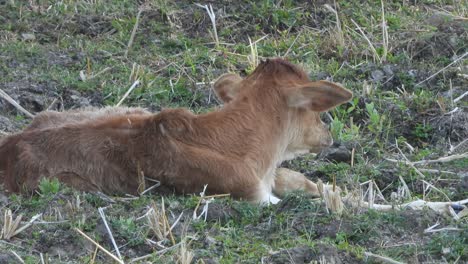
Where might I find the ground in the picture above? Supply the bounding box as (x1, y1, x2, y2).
(0, 0, 467, 263)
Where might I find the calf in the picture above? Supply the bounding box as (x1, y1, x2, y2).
(0, 58, 352, 203)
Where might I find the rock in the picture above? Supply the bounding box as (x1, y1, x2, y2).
(21, 33, 36, 41)
(371, 69, 385, 82)
(383, 64, 394, 76)
(317, 142, 352, 163)
(315, 71, 330, 80)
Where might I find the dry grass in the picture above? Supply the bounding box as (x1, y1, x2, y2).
(1, 209, 42, 240)
(147, 198, 176, 245)
(176, 240, 194, 264)
(317, 178, 344, 214)
(195, 3, 219, 48)
(324, 1, 345, 48)
(1, 209, 22, 240)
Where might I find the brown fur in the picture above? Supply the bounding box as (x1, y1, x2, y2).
(0, 58, 352, 203)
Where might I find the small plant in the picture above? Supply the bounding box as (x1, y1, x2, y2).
(412, 123, 433, 141)
(365, 102, 385, 135)
(112, 216, 144, 247)
(38, 177, 61, 195)
(330, 116, 360, 142)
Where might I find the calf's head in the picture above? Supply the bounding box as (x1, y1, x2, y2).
(214, 59, 352, 159)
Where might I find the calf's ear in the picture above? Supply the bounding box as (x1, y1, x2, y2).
(213, 73, 243, 103)
(287, 81, 352, 112)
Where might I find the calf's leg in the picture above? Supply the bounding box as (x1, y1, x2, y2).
(273, 168, 320, 197)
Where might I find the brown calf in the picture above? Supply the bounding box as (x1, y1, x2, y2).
(0, 58, 352, 203)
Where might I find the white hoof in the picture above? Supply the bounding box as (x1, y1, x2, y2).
(261, 194, 281, 205)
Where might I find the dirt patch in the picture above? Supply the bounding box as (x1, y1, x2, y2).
(408, 12, 467, 61)
(1, 80, 104, 118)
(34, 228, 85, 259)
(430, 110, 468, 147)
(1, 81, 58, 114)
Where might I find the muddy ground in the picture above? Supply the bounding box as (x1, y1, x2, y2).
(0, 1, 467, 263)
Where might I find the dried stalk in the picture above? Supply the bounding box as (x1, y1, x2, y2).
(98, 207, 122, 261)
(125, 7, 144, 58)
(74, 228, 124, 264)
(0, 88, 35, 118)
(115, 80, 140, 107)
(364, 251, 405, 264)
(195, 3, 219, 47)
(415, 51, 468, 86)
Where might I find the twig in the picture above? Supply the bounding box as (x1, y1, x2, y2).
(46, 98, 58, 110)
(0, 88, 35, 118)
(350, 19, 380, 62)
(450, 139, 468, 154)
(140, 180, 161, 196)
(10, 251, 25, 264)
(0, 240, 25, 249)
(413, 152, 468, 165)
(74, 228, 124, 264)
(380, 0, 388, 63)
(445, 107, 459, 115)
(283, 31, 302, 57)
(170, 211, 184, 232)
(98, 207, 122, 261)
(417, 168, 457, 175)
(454, 91, 468, 103)
(125, 7, 144, 58)
(129, 242, 181, 263)
(373, 180, 388, 203)
(116, 80, 140, 107)
(424, 224, 462, 233)
(415, 51, 468, 86)
(394, 140, 426, 179)
(91, 246, 98, 264)
(346, 197, 468, 215)
(421, 180, 451, 202)
(12, 213, 42, 238)
(364, 251, 405, 264)
(386, 152, 468, 166)
(195, 4, 219, 47)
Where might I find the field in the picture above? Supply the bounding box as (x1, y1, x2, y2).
(0, 0, 467, 263)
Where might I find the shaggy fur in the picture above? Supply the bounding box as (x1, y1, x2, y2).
(0, 58, 352, 203)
